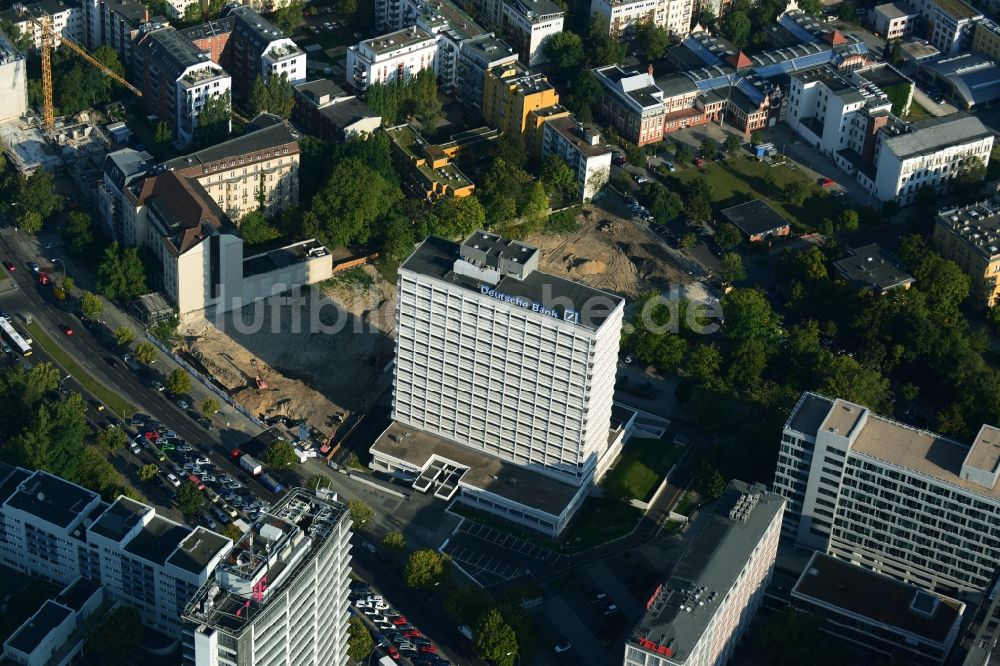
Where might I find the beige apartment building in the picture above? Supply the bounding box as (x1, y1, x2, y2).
(933, 200, 1000, 308)
(164, 113, 301, 223)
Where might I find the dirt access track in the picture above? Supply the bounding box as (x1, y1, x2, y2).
(179, 204, 690, 429)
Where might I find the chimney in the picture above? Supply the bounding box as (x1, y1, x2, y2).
(647, 64, 653, 77)
(144, 8, 149, 21)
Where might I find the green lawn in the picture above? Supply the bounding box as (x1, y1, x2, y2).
(905, 99, 933, 122)
(603, 437, 682, 501)
(673, 491, 697, 516)
(562, 497, 643, 549)
(672, 155, 846, 234)
(26, 321, 135, 417)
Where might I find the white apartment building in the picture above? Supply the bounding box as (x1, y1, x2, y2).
(163, 0, 198, 19)
(590, 0, 659, 39)
(0, 467, 232, 638)
(869, 2, 918, 39)
(623, 481, 784, 666)
(0, 0, 83, 51)
(182, 488, 353, 666)
(371, 231, 628, 536)
(500, 0, 563, 65)
(0, 29, 27, 124)
(226, 5, 306, 99)
(907, 0, 981, 54)
(80, 0, 155, 66)
(346, 26, 437, 91)
(541, 115, 612, 201)
(867, 113, 993, 204)
(774, 392, 1000, 597)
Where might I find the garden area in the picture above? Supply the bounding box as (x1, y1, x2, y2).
(602, 436, 683, 502)
(669, 152, 847, 235)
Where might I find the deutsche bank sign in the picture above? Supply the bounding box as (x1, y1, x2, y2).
(480, 284, 580, 324)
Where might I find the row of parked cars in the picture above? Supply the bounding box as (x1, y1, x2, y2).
(350, 582, 450, 665)
(624, 196, 653, 222)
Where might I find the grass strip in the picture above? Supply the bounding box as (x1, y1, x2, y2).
(26, 320, 135, 417)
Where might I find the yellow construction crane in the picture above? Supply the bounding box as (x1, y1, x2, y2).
(16, 6, 142, 131)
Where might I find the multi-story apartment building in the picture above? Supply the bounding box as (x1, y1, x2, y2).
(454, 33, 518, 113)
(870, 2, 918, 39)
(482, 63, 565, 150)
(973, 17, 1000, 58)
(97, 146, 154, 240)
(292, 79, 382, 142)
(623, 481, 784, 666)
(540, 116, 612, 202)
(791, 552, 965, 665)
(384, 123, 476, 200)
(0, 467, 232, 638)
(133, 27, 231, 147)
(593, 65, 667, 146)
(498, 0, 563, 65)
(774, 391, 1000, 597)
(867, 113, 992, 204)
(908, 0, 981, 54)
(163, 0, 198, 19)
(346, 26, 437, 91)
(81, 0, 160, 66)
(932, 199, 1000, 308)
(370, 231, 629, 536)
(182, 488, 353, 666)
(0, 30, 27, 124)
(0, 0, 82, 51)
(590, 0, 693, 39)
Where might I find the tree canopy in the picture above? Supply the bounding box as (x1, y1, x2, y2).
(96, 242, 148, 302)
(264, 440, 298, 469)
(404, 549, 451, 590)
(474, 608, 519, 666)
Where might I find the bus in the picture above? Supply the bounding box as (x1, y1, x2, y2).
(259, 473, 285, 494)
(0, 317, 31, 356)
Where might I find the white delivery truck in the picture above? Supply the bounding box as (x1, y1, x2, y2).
(379, 656, 395, 666)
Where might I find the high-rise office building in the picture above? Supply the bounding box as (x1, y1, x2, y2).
(371, 231, 630, 536)
(623, 481, 784, 666)
(775, 391, 1000, 596)
(182, 488, 352, 666)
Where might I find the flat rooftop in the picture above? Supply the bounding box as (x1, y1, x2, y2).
(4, 472, 98, 530)
(833, 243, 914, 291)
(936, 199, 1000, 260)
(788, 392, 1000, 499)
(721, 200, 790, 237)
(884, 113, 991, 159)
(400, 236, 623, 332)
(5, 601, 72, 656)
(363, 27, 434, 55)
(793, 553, 963, 645)
(243, 239, 329, 277)
(627, 481, 783, 662)
(545, 117, 612, 158)
(874, 1, 917, 18)
(965, 425, 1000, 475)
(123, 514, 189, 566)
(88, 496, 151, 542)
(932, 0, 980, 19)
(167, 526, 231, 575)
(371, 421, 581, 517)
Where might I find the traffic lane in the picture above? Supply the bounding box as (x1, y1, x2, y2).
(349, 543, 484, 666)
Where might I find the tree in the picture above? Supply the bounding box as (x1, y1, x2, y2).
(166, 368, 191, 396)
(62, 277, 74, 294)
(273, 0, 305, 33)
(954, 154, 987, 197)
(474, 608, 518, 666)
(335, 0, 357, 14)
(674, 141, 693, 165)
(153, 120, 172, 147)
(134, 342, 157, 365)
(544, 31, 585, 72)
(723, 134, 742, 155)
(183, 1, 202, 23)
(63, 211, 94, 254)
(347, 615, 373, 661)
(348, 498, 374, 529)
(686, 343, 722, 382)
(114, 326, 135, 346)
(722, 288, 782, 343)
(15, 169, 63, 230)
(722, 10, 752, 49)
(194, 90, 231, 148)
(96, 242, 148, 302)
(80, 291, 103, 317)
(798, 0, 823, 14)
(820, 354, 891, 413)
(836, 209, 859, 232)
(699, 463, 726, 498)
(404, 549, 451, 590)
(224, 523, 242, 540)
(175, 481, 205, 515)
(791, 245, 828, 281)
(685, 194, 712, 223)
(540, 155, 577, 201)
(716, 222, 741, 249)
(239, 210, 281, 246)
(701, 138, 718, 156)
(697, 6, 715, 26)
(250, 75, 269, 117)
(680, 232, 697, 249)
(720, 252, 746, 284)
(0, 20, 31, 52)
(95, 425, 126, 452)
(838, 0, 857, 21)
(198, 398, 220, 416)
(383, 532, 406, 552)
(651, 188, 683, 223)
(564, 69, 603, 121)
(784, 180, 811, 206)
(138, 464, 159, 482)
(85, 606, 142, 664)
(264, 440, 298, 469)
(264, 73, 295, 119)
(634, 22, 671, 60)
(587, 17, 626, 66)
(303, 158, 402, 249)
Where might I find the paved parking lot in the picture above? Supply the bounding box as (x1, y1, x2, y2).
(459, 522, 562, 565)
(442, 519, 563, 587)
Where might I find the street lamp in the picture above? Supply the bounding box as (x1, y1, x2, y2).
(506, 651, 521, 666)
(50, 257, 65, 276)
(58, 374, 71, 393)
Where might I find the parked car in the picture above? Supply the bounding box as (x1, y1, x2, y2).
(555, 641, 573, 653)
(152, 380, 165, 392)
(201, 513, 218, 529)
(166, 473, 181, 487)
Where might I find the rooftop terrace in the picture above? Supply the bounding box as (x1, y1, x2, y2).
(936, 199, 1000, 260)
